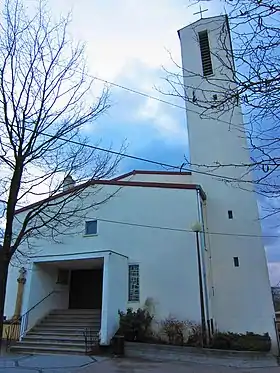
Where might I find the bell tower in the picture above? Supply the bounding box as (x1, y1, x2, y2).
(178, 15, 277, 349)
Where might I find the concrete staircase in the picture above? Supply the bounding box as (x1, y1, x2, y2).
(10, 309, 101, 355)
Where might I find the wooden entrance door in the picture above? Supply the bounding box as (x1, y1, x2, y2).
(69, 269, 103, 309)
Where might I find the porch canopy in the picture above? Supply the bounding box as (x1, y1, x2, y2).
(22, 250, 128, 345)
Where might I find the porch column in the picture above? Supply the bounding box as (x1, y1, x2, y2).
(100, 254, 109, 345)
(100, 252, 128, 345)
(12, 267, 27, 320)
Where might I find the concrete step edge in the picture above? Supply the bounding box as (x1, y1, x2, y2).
(27, 330, 98, 335)
(23, 339, 85, 344)
(10, 346, 85, 354)
(11, 343, 85, 351)
(33, 324, 100, 330)
(50, 311, 101, 314)
(18, 341, 85, 347)
(45, 317, 101, 321)
(24, 335, 85, 340)
(44, 320, 100, 323)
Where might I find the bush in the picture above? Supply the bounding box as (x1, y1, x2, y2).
(186, 322, 203, 347)
(118, 308, 153, 342)
(210, 332, 271, 352)
(160, 317, 189, 345)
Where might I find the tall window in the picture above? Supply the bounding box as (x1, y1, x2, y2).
(198, 30, 213, 76)
(128, 264, 139, 302)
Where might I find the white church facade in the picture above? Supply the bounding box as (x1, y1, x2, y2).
(4, 15, 278, 352)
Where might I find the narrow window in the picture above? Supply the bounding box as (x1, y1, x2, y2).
(228, 210, 233, 219)
(233, 257, 239, 267)
(85, 220, 97, 235)
(210, 318, 215, 334)
(198, 30, 213, 76)
(128, 264, 140, 302)
(192, 90, 197, 103)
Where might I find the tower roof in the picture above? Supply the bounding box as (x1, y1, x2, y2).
(177, 14, 227, 38)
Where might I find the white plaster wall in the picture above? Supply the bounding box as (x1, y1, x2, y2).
(179, 15, 277, 348)
(101, 252, 128, 344)
(12, 184, 204, 327)
(23, 263, 68, 331)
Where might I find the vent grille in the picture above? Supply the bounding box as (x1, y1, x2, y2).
(198, 30, 213, 76)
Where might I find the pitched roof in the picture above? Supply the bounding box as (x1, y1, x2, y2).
(15, 170, 205, 215)
(112, 169, 192, 181)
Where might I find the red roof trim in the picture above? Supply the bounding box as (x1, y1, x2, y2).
(111, 170, 192, 181)
(15, 178, 205, 215)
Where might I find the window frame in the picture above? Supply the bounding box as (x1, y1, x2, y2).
(128, 264, 140, 302)
(84, 219, 98, 236)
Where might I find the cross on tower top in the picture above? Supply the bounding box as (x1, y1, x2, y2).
(193, 5, 208, 19)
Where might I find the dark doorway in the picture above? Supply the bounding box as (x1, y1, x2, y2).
(69, 268, 103, 309)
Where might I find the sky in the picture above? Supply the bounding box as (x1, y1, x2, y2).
(11, 0, 280, 283)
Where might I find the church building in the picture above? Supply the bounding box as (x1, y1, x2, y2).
(3, 15, 278, 354)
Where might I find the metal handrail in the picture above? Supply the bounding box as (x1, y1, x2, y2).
(83, 328, 99, 354)
(6, 290, 57, 349)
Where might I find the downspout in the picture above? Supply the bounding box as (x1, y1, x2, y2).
(196, 189, 210, 337)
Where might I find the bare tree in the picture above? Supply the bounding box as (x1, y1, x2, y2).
(272, 287, 280, 312)
(0, 0, 123, 347)
(162, 0, 280, 211)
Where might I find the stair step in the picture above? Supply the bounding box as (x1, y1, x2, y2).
(10, 345, 86, 355)
(37, 321, 101, 329)
(41, 318, 100, 325)
(23, 335, 85, 342)
(51, 309, 101, 315)
(32, 327, 100, 334)
(40, 321, 100, 327)
(19, 340, 85, 347)
(45, 315, 101, 320)
(27, 331, 89, 337)
(13, 309, 101, 355)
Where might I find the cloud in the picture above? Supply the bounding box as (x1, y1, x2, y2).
(49, 0, 186, 79)
(48, 0, 223, 80)
(121, 137, 188, 172)
(136, 96, 187, 141)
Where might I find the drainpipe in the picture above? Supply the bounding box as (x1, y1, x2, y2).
(196, 189, 211, 342)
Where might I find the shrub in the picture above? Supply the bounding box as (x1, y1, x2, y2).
(210, 332, 271, 352)
(118, 308, 153, 342)
(186, 322, 203, 347)
(160, 317, 189, 345)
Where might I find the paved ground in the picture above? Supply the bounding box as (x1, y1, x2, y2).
(0, 354, 280, 373)
(0, 354, 106, 373)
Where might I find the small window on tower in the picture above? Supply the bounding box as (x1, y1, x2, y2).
(198, 30, 213, 76)
(233, 257, 239, 267)
(228, 210, 233, 219)
(192, 90, 197, 103)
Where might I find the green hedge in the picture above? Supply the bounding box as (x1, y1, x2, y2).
(210, 332, 271, 352)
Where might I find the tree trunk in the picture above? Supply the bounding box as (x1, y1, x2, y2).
(0, 252, 9, 352)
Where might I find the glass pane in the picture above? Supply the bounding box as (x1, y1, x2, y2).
(85, 220, 97, 235)
(129, 264, 139, 301)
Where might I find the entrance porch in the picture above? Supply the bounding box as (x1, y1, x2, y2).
(21, 251, 128, 346)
